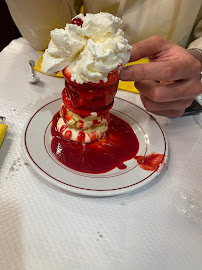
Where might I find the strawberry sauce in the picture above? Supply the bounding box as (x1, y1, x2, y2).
(51, 112, 139, 174)
(135, 153, 164, 171)
(62, 67, 119, 118)
(77, 131, 86, 143)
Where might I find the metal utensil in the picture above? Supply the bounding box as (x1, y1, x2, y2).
(28, 60, 40, 83)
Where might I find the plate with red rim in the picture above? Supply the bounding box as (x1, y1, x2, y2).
(22, 97, 168, 197)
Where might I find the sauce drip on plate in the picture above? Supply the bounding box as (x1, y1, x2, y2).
(135, 153, 165, 171)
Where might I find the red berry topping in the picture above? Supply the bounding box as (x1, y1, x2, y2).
(71, 17, 83, 27)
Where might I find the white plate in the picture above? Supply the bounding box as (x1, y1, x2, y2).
(22, 97, 168, 197)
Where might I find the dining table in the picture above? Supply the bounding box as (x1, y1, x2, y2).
(0, 38, 202, 270)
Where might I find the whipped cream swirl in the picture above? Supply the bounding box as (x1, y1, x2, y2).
(41, 12, 131, 84)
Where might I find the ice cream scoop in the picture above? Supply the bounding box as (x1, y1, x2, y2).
(57, 117, 107, 143)
(60, 104, 109, 129)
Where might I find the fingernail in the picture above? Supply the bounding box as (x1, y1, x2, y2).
(120, 68, 130, 81)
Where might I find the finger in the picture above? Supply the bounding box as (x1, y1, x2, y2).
(120, 59, 193, 82)
(129, 36, 172, 62)
(140, 94, 193, 112)
(135, 80, 202, 102)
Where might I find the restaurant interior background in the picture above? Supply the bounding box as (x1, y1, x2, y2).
(0, 0, 21, 52)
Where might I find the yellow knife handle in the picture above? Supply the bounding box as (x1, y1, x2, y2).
(0, 123, 7, 147)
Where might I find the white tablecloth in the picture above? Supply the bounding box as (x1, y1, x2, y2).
(0, 38, 202, 270)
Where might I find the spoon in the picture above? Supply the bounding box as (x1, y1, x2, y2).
(28, 60, 40, 83)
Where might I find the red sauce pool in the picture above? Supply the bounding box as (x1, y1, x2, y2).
(51, 112, 139, 174)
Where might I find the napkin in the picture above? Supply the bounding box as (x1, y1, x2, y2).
(34, 54, 149, 94)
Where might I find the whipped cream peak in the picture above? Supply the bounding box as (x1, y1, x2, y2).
(41, 12, 131, 84)
(81, 12, 122, 41)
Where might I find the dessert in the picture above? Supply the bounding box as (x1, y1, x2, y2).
(51, 111, 139, 173)
(41, 12, 142, 174)
(41, 12, 131, 143)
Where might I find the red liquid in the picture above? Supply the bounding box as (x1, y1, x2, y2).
(62, 87, 114, 118)
(78, 120, 84, 129)
(77, 131, 86, 143)
(64, 80, 118, 110)
(62, 67, 119, 118)
(135, 153, 164, 171)
(64, 130, 72, 140)
(51, 112, 139, 174)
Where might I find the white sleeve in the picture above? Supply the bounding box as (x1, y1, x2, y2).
(5, 0, 82, 50)
(188, 6, 202, 49)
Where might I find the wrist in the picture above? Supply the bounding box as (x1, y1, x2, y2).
(188, 48, 202, 65)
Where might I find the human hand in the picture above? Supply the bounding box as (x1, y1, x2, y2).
(120, 36, 202, 117)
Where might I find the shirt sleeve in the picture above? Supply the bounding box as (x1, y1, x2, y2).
(188, 5, 202, 49)
(5, 0, 83, 50)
